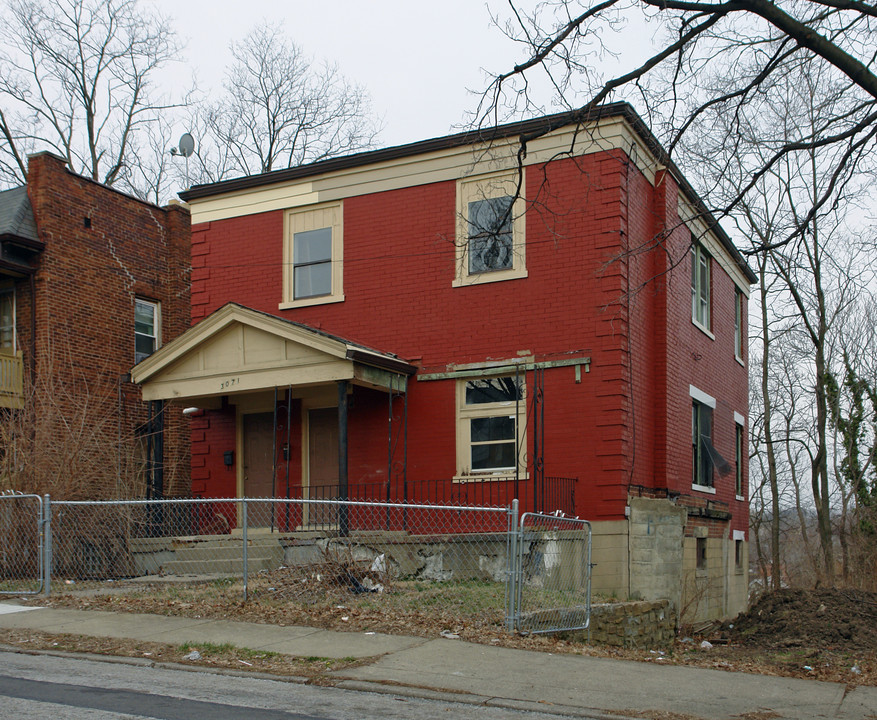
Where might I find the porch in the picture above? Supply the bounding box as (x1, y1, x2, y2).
(0, 350, 23, 409)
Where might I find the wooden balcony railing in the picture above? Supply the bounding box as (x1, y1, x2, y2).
(0, 350, 24, 409)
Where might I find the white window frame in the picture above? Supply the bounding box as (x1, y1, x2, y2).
(734, 287, 744, 363)
(691, 240, 712, 335)
(281, 201, 344, 309)
(690, 385, 716, 493)
(134, 298, 160, 363)
(735, 411, 745, 500)
(454, 171, 527, 287)
(455, 374, 527, 480)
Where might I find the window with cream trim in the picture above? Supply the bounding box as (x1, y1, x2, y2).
(456, 375, 526, 478)
(454, 172, 526, 286)
(282, 202, 343, 308)
(691, 240, 711, 332)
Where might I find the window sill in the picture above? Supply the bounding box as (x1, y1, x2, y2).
(736, 494, 745, 502)
(453, 267, 528, 287)
(691, 318, 715, 340)
(735, 568, 745, 575)
(279, 294, 345, 310)
(453, 473, 529, 483)
(735, 355, 745, 368)
(691, 484, 716, 495)
(695, 568, 708, 578)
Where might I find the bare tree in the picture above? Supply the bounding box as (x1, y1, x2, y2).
(670, 51, 875, 586)
(191, 22, 380, 183)
(481, 1, 877, 253)
(0, 0, 180, 190)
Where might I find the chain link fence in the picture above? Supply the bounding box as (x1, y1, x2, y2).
(0, 493, 44, 595)
(510, 512, 592, 635)
(0, 495, 590, 635)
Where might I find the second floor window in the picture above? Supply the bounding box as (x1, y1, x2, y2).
(468, 195, 514, 274)
(735, 288, 744, 360)
(455, 172, 527, 287)
(283, 202, 343, 308)
(293, 227, 332, 299)
(135, 299, 159, 363)
(691, 241, 711, 331)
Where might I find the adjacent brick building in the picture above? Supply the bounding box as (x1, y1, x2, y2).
(0, 152, 190, 498)
(134, 104, 755, 620)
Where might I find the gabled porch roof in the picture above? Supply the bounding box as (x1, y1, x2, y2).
(131, 303, 416, 402)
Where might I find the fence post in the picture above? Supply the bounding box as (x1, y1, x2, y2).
(41, 494, 51, 597)
(506, 498, 519, 632)
(242, 499, 248, 603)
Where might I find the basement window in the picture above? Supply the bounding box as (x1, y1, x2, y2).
(696, 537, 707, 570)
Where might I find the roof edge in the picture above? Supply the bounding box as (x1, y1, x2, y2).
(179, 104, 756, 284)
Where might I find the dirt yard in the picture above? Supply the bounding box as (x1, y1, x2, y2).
(5, 579, 876, 687)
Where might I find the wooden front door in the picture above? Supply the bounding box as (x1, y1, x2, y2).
(243, 411, 275, 499)
(307, 407, 338, 525)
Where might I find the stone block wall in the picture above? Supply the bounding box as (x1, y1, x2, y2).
(588, 599, 676, 648)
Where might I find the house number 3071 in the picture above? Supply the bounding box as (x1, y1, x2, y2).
(220, 377, 240, 390)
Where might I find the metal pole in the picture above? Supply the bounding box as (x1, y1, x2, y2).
(338, 381, 349, 536)
(387, 376, 392, 529)
(506, 498, 519, 632)
(242, 499, 248, 602)
(271, 387, 278, 532)
(42, 495, 51, 597)
(285, 386, 291, 530)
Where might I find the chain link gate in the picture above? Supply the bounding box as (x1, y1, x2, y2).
(508, 511, 591, 635)
(0, 493, 45, 595)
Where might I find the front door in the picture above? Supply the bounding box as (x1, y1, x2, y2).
(243, 413, 275, 524)
(307, 407, 338, 525)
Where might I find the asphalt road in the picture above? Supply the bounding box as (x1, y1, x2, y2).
(0, 650, 577, 720)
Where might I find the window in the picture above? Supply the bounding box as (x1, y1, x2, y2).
(735, 539, 743, 571)
(0, 288, 14, 352)
(134, 299, 159, 363)
(734, 288, 744, 361)
(691, 241, 711, 332)
(456, 375, 526, 477)
(282, 202, 343, 308)
(735, 414, 745, 498)
(692, 400, 714, 489)
(454, 172, 526, 286)
(691, 385, 732, 491)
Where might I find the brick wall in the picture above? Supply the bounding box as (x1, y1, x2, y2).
(22, 152, 191, 497)
(188, 148, 748, 534)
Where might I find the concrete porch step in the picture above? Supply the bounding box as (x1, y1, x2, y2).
(159, 555, 281, 575)
(170, 545, 284, 564)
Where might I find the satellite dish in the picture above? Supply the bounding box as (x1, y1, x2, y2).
(177, 133, 195, 158)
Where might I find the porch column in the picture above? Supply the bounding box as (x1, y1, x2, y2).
(338, 380, 349, 536)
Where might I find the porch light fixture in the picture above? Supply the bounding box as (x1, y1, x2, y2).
(223, 450, 234, 468)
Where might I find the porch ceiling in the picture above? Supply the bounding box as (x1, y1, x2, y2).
(131, 303, 415, 401)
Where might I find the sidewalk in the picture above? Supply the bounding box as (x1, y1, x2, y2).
(1, 601, 875, 720)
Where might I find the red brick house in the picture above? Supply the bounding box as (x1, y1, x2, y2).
(0, 152, 190, 499)
(133, 104, 755, 619)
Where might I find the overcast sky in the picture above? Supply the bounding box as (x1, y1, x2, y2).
(150, 0, 541, 148)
